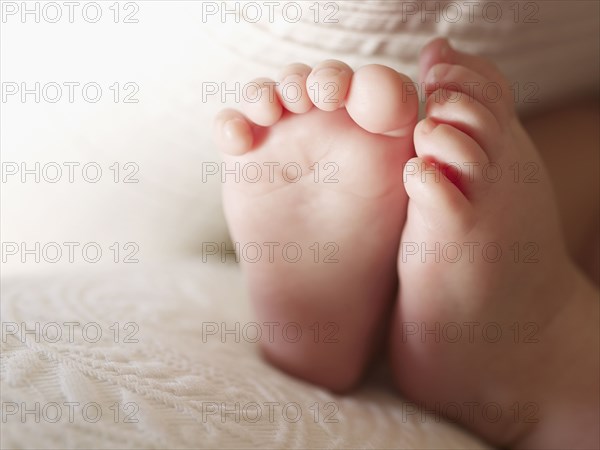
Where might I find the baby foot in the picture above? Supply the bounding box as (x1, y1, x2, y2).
(214, 60, 418, 391)
(391, 39, 599, 448)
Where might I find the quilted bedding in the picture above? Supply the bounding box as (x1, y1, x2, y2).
(1, 261, 488, 449)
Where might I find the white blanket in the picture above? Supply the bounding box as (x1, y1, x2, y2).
(1, 261, 489, 449)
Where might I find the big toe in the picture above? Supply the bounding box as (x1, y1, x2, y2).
(345, 64, 419, 137)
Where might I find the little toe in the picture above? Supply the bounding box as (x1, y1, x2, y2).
(345, 64, 419, 137)
(241, 77, 283, 127)
(306, 60, 353, 112)
(277, 63, 313, 114)
(213, 109, 254, 156)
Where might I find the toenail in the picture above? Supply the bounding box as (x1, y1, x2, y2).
(313, 66, 342, 77)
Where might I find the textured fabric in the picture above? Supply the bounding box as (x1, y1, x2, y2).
(1, 261, 489, 449)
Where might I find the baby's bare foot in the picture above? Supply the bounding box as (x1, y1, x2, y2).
(214, 61, 418, 391)
(391, 38, 599, 449)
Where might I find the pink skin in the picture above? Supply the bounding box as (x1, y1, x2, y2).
(392, 38, 599, 449)
(214, 61, 418, 391)
(214, 39, 599, 448)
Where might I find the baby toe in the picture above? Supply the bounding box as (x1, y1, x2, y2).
(241, 77, 283, 127)
(306, 59, 353, 112)
(213, 109, 254, 156)
(420, 38, 515, 117)
(277, 63, 313, 114)
(426, 89, 501, 159)
(424, 63, 512, 125)
(414, 118, 490, 200)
